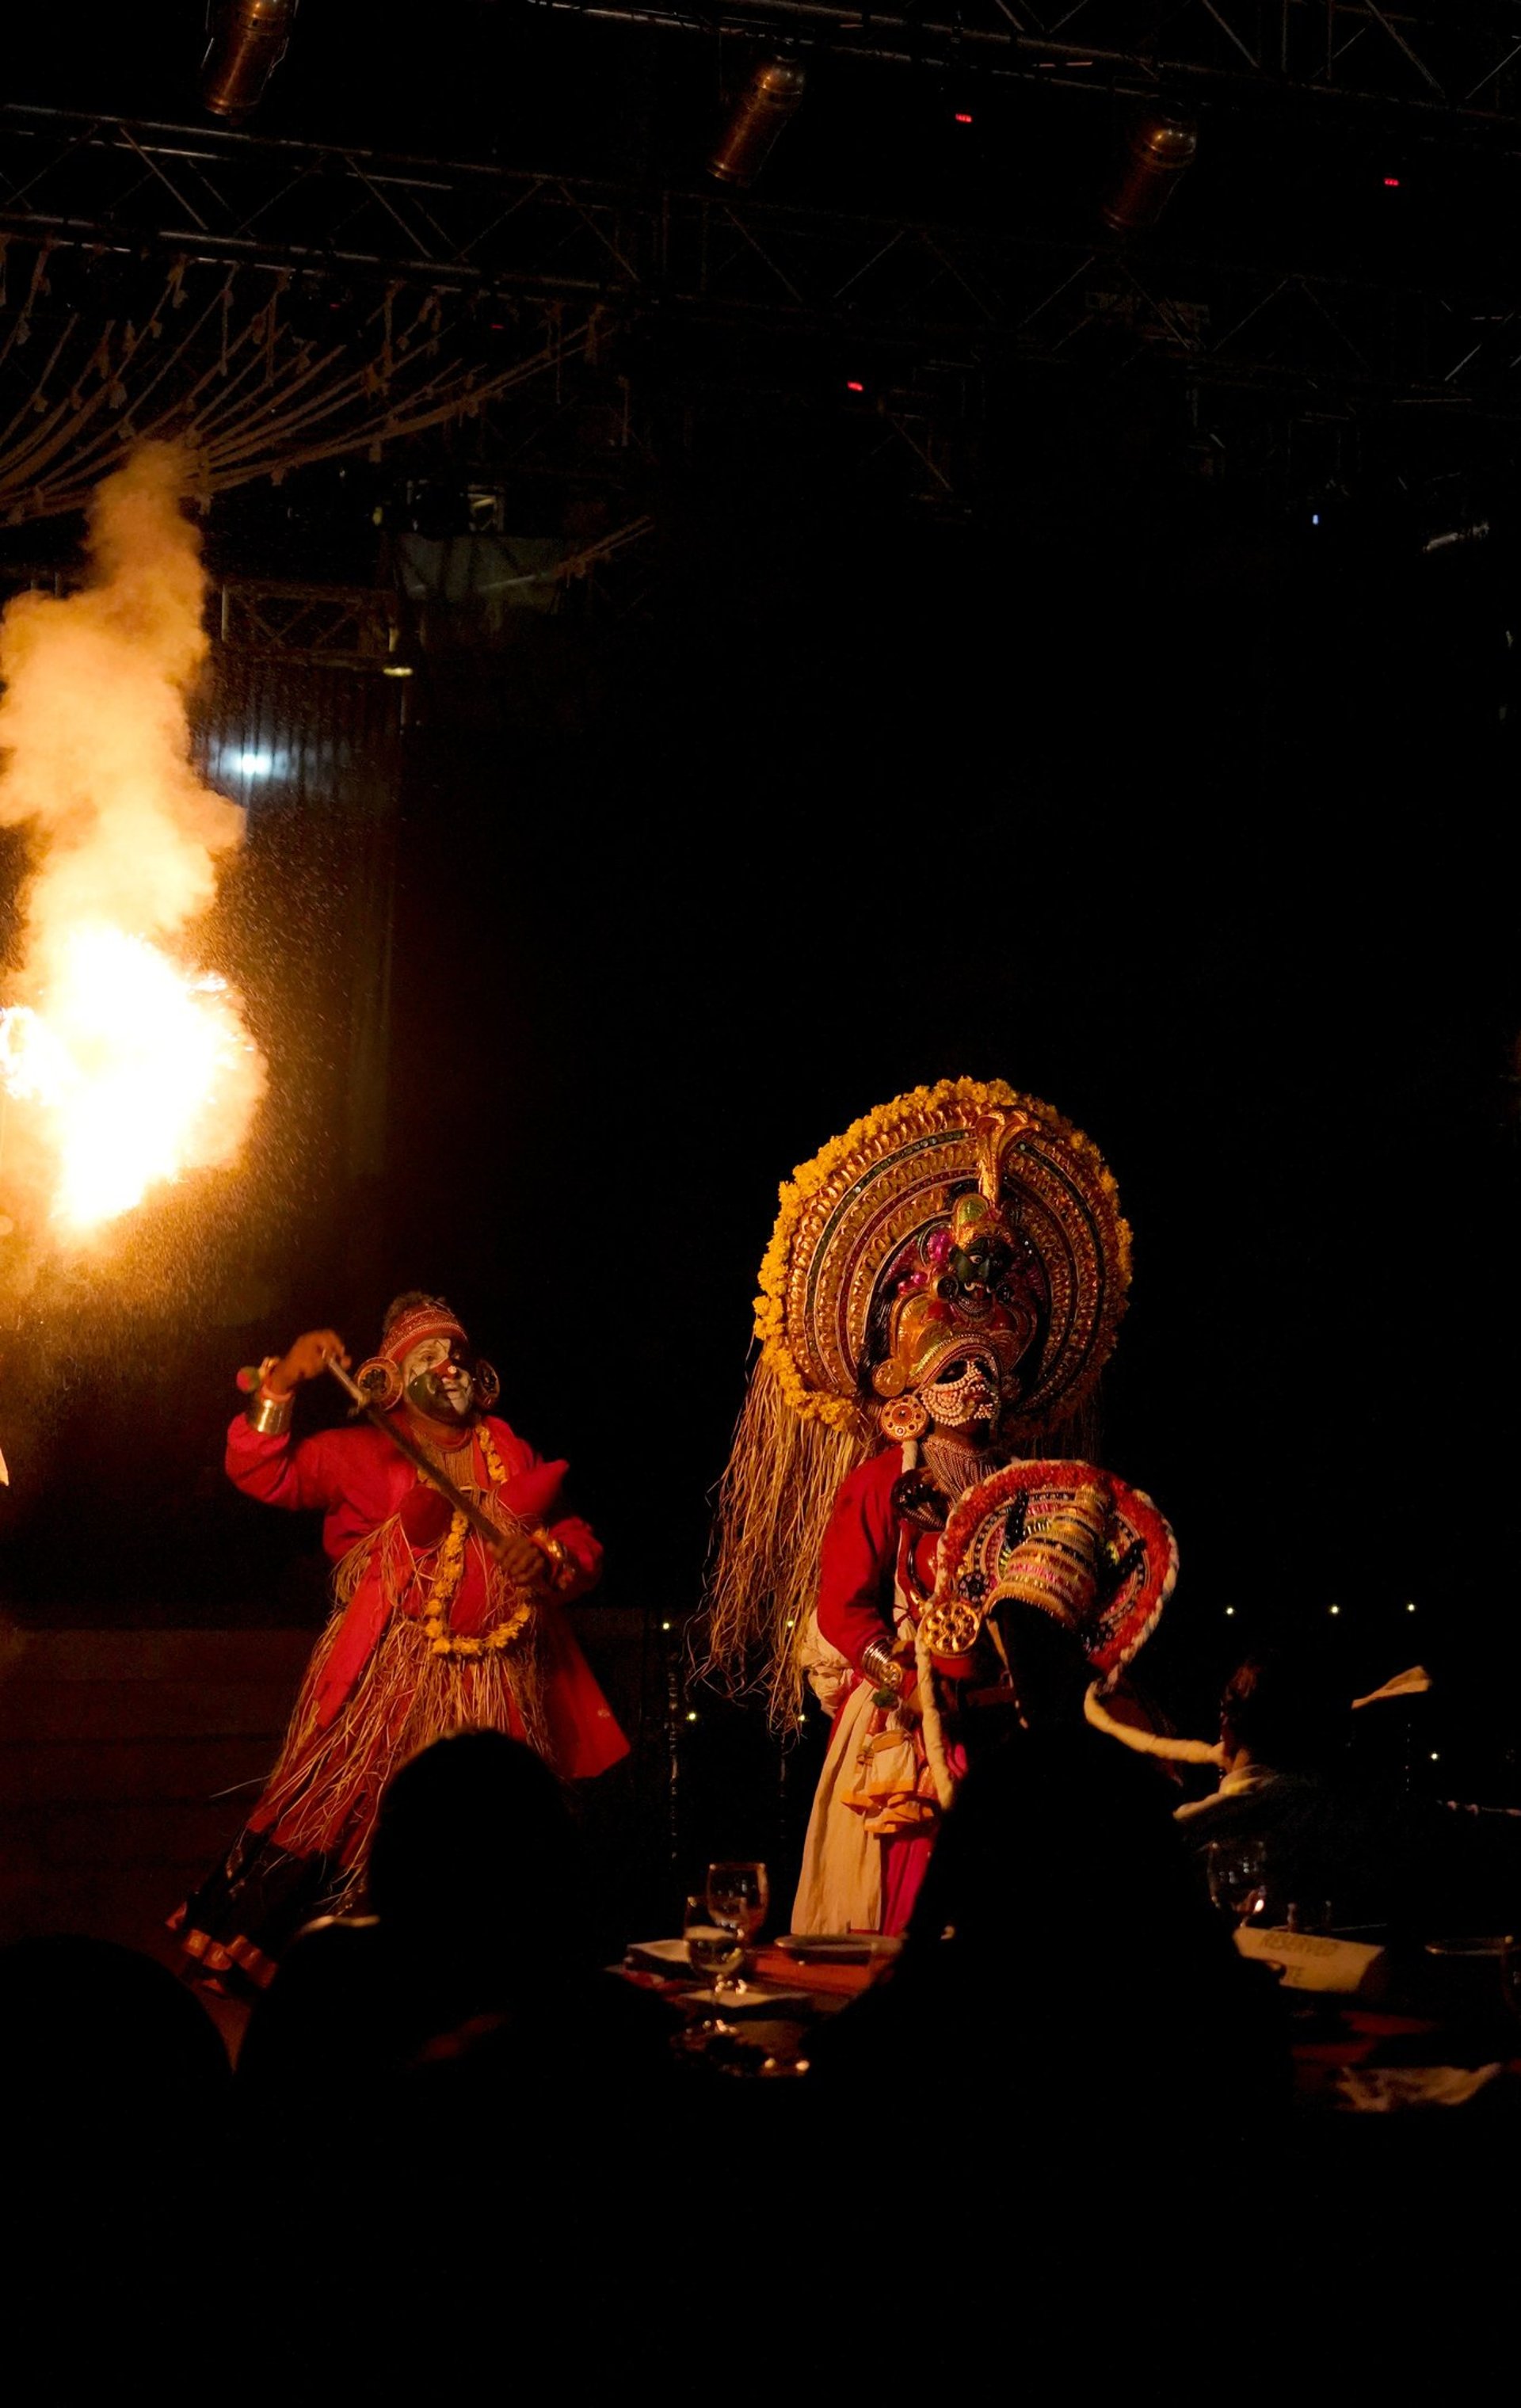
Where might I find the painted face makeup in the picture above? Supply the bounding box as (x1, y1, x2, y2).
(402, 1335, 475, 1426)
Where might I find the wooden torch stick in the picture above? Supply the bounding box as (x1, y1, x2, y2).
(323, 1354, 513, 1560)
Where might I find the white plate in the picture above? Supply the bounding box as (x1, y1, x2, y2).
(627, 1937, 702, 1974)
(680, 1987, 814, 2014)
(772, 1932, 902, 1964)
(624, 1939, 816, 2011)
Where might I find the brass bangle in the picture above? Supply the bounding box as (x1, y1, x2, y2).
(533, 1530, 575, 1593)
(861, 1639, 904, 1694)
(247, 1385, 293, 1437)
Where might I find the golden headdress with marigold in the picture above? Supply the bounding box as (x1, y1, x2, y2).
(755, 1077, 1130, 1440)
(706, 1076, 1133, 1722)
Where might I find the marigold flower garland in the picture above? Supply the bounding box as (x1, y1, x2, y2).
(420, 1422, 536, 1659)
(755, 1078, 1039, 1425)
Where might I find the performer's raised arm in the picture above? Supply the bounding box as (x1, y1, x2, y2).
(226, 1326, 353, 1512)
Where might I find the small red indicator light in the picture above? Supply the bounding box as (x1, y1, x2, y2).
(846, 379, 864, 393)
(954, 112, 973, 124)
(1383, 176, 1401, 188)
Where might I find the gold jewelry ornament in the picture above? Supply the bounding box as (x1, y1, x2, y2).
(353, 1356, 404, 1410)
(248, 1385, 293, 1437)
(879, 1393, 930, 1442)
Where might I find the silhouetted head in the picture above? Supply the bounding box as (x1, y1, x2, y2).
(367, 1728, 581, 1945)
(1219, 1647, 1348, 1775)
(994, 1600, 1093, 1728)
(0, 1935, 228, 2128)
(902, 1706, 1199, 1978)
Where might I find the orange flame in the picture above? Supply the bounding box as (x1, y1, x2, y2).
(0, 443, 265, 1238)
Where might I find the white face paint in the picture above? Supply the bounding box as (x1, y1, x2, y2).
(920, 1351, 1002, 1431)
(402, 1335, 475, 1424)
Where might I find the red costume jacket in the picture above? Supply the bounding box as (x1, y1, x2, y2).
(816, 1448, 978, 1704)
(226, 1409, 627, 1777)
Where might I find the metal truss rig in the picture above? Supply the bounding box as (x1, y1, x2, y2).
(5, 101, 1521, 413)
(216, 578, 399, 668)
(0, 564, 402, 666)
(0, 552, 654, 657)
(549, 0, 1521, 131)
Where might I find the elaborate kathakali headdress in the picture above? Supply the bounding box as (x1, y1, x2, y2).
(706, 1076, 1134, 1722)
(756, 1076, 1130, 1440)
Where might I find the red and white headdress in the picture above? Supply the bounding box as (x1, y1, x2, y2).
(354, 1298, 498, 1414)
(924, 1457, 1177, 1671)
(379, 1299, 468, 1369)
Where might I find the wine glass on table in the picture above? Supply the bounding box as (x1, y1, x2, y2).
(683, 1893, 745, 2010)
(707, 1861, 770, 1988)
(1206, 1838, 1271, 1924)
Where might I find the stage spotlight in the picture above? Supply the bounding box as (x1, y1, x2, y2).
(1100, 110, 1198, 238)
(707, 54, 807, 189)
(200, 0, 298, 120)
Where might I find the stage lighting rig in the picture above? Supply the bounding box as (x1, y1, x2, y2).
(707, 53, 807, 189)
(200, 0, 298, 120)
(1100, 109, 1198, 238)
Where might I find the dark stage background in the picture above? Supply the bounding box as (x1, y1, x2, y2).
(2, 4, 1520, 1933)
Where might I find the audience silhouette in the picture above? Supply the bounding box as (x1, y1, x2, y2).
(2, 1934, 232, 2368)
(815, 1606, 1287, 2132)
(1177, 1645, 1520, 1934)
(7, 1648, 1514, 2383)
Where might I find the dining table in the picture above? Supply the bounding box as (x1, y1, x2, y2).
(612, 1917, 1520, 2348)
(613, 1936, 881, 2072)
(617, 1924, 1521, 2109)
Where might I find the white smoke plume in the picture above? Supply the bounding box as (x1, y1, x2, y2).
(0, 441, 266, 1239)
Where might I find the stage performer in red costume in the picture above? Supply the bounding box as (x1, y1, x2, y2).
(706, 1080, 1176, 1937)
(173, 1292, 627, 1990)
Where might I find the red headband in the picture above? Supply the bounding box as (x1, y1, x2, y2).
(381, 1303, 467, 1368)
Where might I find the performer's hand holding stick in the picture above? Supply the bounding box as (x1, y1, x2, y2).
(321, 1352, 553, 1587)
(249, 1330, 551, 1587)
